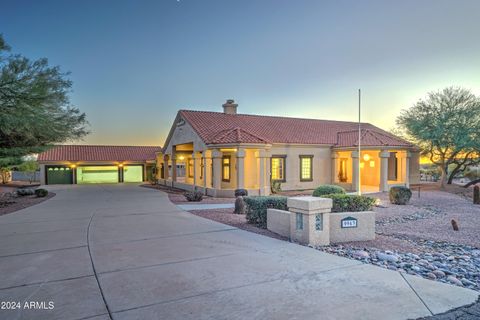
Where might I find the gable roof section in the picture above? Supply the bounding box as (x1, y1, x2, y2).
(179, 110, 412, 147)
(336, 129, 412, 148)
(38, 145, 162, 162)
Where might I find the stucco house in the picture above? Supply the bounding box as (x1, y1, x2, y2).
(157, 100, 420, 197)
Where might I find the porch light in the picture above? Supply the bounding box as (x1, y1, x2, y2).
(363, 154, 370, 161)
(118, 164, 123, 167)
(360, 162, 365, 169)
(369, 160, 375, 168)
(70, 164, 76, 168)
(178, 155, 185, 161)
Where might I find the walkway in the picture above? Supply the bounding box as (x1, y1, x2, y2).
(0, 184, 477, 319)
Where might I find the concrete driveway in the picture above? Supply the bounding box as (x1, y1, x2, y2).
(0, 184, 477, 320)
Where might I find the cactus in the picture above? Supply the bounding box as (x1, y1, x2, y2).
(474, 185, 480, 205)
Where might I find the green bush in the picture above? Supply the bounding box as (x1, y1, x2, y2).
(389, 186, 412, 205)
(16, 188, 35, 196)
(323, 194, 375, 212)
(184, 191, 203, 202)
(312, 184, 345, 197)
(244, 196, 288, 228)
(34, 188, 48, 198)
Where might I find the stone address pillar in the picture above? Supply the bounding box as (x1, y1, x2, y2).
(379, 150, 390, 192)
(287, 196, 333, 246)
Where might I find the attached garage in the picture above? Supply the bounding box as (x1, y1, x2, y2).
(38, 145, 161, 185)
(77, 166, 119, 184)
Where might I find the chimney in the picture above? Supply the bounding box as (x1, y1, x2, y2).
(222, 99, 238, 115)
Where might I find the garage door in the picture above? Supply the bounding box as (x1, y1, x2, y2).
(76, 166, 119, 184)
(46, 166, 73, 184)
(123, 165, 143, 182)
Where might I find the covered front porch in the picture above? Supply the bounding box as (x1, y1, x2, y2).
(157, 142, 272, 197)
(332, 148, 412, 193)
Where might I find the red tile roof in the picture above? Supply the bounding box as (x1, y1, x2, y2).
(37, 145, 161, 162)
(336, 129, 412, 147)
(179, 110, 413, 147)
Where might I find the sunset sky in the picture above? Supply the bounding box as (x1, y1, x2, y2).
(2, 0, 480, 146)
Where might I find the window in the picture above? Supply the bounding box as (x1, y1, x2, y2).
(271, 156, 286, 182)
(338, 158, 348, 182)
(299, 155, 313, 181)
(188, 158, 194, 178)
(222, 156, 230, 182)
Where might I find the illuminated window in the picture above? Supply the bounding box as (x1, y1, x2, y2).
(338, 158, 348, 182)
(299, 155, 313, 181)
(222, 156, 230, 182)
(271, 156, 286, 182)
(188, 158, 194, 178)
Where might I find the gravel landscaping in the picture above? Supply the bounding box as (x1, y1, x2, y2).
(0, 190, 55, 216)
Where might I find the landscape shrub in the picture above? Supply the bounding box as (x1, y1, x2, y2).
(184, 191, 203, 202)
(323, 194, 375, 212)
(234, 196, 246, 214)
(234, 189, 248, 197)
(389, 186, 412, 205)
(34, 188, 49, 198)
(244, 196, 288, 228)
(312, 184, 345, 197)
(270, 181, 282, 194)
(16, 188, 35, 196)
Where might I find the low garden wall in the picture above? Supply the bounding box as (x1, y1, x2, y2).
(266, 196, 376, 245)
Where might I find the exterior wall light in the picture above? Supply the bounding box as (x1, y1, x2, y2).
(363, 154, 370, 161)
(359, 162, 365, 169)
(118, 164, 123, 167)
(178, 155, 185, 161)
(70, 164, 76, 168)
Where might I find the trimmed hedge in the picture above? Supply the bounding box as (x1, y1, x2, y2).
(323, 194, 375, 212)
(312, 185, 345, 197)
(184, 191, 203, 202)
(389, 186, 412, 205)
(244, 196, 288, 228)
(34, 188, 48, 197)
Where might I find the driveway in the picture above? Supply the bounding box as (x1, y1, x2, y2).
(0, 184, 477, 320)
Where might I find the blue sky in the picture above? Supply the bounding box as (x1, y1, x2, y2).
(2, 0, 480, 146)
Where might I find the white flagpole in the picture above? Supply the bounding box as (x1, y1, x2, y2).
(358, 89, 361, 195)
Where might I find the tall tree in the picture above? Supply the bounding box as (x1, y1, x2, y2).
(397, 87, 480, 187)
(0, 34, 88, 169)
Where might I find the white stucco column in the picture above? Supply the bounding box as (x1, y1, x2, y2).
(265, 150, 271, 194)
(331, 152, 339, 184)
(379, 150, 390, 192)
(171, 147, 177, 182)
(202, 152, 209, 189)
(192, 152, 200, 188)
(236, 148, 245, 189)
(404, 151, 411, 188)
(351, 151, 359, 192)
(163, 155, 170, 180)
(256, 149, 270, 196)
(212, 149, 222, 190)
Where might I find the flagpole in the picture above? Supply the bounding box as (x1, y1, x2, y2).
(358, 89, 361, 195)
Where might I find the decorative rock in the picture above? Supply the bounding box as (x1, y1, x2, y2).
(353, 250, 370, 259)
(426, 272, 437, 280)
(432, 270, 446, 278)
(377, 252, 399, 263)
(447, 276, 463, 286)
(461, 278, 476, 287)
